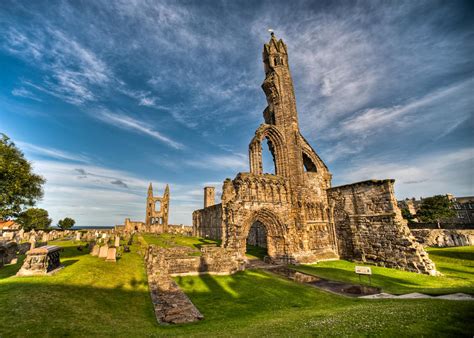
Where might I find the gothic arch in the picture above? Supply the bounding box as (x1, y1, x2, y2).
(249, 124, 288, 177)
(241, 208, 288, 258)
(300, 134, 330, 174)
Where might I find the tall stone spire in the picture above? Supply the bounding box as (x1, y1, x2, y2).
(261, 32, 299, 129)
(148, 182, 153, 196)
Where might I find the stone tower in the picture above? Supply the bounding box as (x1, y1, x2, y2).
(192, 32, 437, 275)
(194, 33, 338, 263)
(145, 183, 169, 233)
(204, 187, 215, 208)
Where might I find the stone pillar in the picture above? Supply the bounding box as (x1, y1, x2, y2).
(204, 187, 215, 208)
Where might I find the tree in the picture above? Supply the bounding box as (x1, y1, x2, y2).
(17, 208, 52, 231)
(416, 195, 456, 229)
(401, 207, 415, 223)
(58, 217, 75, 230)
(0, 134, 45, 219)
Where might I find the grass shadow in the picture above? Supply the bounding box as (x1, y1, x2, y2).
(62, 259, 79, 267)
(0, 255, 24, 279)
(428, 249, 474, 261)
(246, 244, 267, 260)
(192, 238, 221, 250)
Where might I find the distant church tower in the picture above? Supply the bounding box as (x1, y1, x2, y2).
(145, 183, 169, 232)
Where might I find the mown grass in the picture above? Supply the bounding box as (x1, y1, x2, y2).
(141, 233, 219, 255)
(246, 244, 268, 260)
(0, 241, 472, 337)
(291, 246, 474, 295)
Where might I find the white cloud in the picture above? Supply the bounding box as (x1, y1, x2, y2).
(336, 147, 474, 199)
(138, 96, 156, 107)
(339, 79, 473, 135)
(3, 26, 111, 105)
(16, 141, 90, 163)
(185, 153, 248, 170)
(94, 110, 184, 149)
(11, 87, 42, 101)
(31, 159, 201, 226)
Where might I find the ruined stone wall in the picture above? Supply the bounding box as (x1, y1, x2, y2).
(411, 229, 474, 247)
(220, 173, 338, 263)
(192, 204, 222, 240)
(327, 180, 437, 275)
(167, 225, 193, 236)
(145, 245, 245, 276)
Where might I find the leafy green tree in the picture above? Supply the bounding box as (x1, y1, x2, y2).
(17, 208, 52, 231)
(416, 195, 456, 229)
(401, 207, 415, 223)
(58, 217, 75, 230)
(0, 134, 45, 219)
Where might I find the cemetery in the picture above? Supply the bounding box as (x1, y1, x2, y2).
(1, 1, 473, 336)
(0, 231, 472, 336)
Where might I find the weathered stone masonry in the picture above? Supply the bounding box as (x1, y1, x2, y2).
(327, 180, 436, 274)
(193, 33, 436, 275)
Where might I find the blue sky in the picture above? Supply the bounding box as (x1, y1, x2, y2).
(0, 0, 473, 227)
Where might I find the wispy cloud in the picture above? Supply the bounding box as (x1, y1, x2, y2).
(17, 141, 90, 163)
(3, 27, 112, 105)
(11, 87, 42, 101)
(31, 159, 203, 225)
(339, 79, 473, 135)
(185, 153, 248, 170)
(95, 110, 184, 149)
(336, 147, 474, 198)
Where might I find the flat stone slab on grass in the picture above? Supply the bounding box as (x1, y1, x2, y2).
(360, 292, 474, 300)
(435, 293, 474, 301)
(359, 293, 397, 299)
(397, 293, 433, 299)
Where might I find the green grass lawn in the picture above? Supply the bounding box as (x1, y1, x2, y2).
(141, 233, 219, 255)
(0, 241, 473, 336)
(246, 244, 268, 260)
(291, 246, 474, 295)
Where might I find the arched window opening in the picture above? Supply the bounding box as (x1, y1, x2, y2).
(262, 137, 276, 174)
(302, 152, 317, 172)
(155, 201, 161, 212)
(246, 221, 268, 260)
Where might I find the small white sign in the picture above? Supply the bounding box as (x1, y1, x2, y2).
(355, 266, 372, 275)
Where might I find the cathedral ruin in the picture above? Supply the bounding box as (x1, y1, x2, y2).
(122, 183, 170, 233)
(193, 33, 437, 275)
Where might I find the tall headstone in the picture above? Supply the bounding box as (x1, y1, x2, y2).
(98, 245, 109, 258)
(114, 236, 120, 247)
(91, 244, 100, 256)
(106, 247, 117, 262)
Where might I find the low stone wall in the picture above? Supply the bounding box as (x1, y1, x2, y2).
(327, 180, 437, 275)
(144, 244, 245, 324)
(145, 245, 245, 276)
(167, 224, 193, 236)
(411, 229, 474, 247)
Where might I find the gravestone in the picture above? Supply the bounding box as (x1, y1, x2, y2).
(16, 245, 62, 276)
(0, 242, 17, 266)
(75, 232, 81, 241)
(98, 245, 109, 258)
(106, 247, 117, 262)
(114, 236, 120, 247)
(91, 244, 100, 256)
